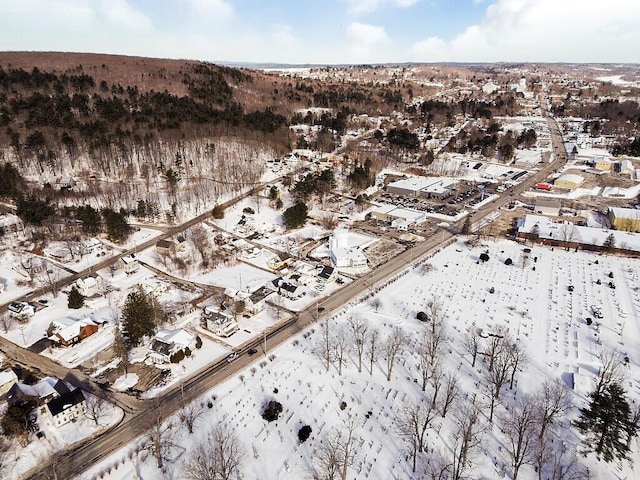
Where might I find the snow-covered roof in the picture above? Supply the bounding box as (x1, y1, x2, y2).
(155, 328, 196, 348)
(518, 214, 640, 252)
(555, 173, 584, 184)
(608, 206, 640, 220)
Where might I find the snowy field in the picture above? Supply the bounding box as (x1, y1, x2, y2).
(80, 238, 640, 480)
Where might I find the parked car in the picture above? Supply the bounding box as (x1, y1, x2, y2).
(247, 348, 258, 356)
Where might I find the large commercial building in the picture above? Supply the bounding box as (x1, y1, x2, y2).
(608, 207, 640, 232)
(387, 176, 457, 200)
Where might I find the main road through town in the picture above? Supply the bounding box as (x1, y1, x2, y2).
(23, 118, 567, 480)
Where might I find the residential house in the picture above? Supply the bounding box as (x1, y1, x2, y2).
(47, 317, 99, 347)
(8, 301, 35, 320)
(202, 307, 238, 337)
(73, 274, 102, 297)
(7, 377, 70, 407)
(317, 265, 337, 284)
(0, 213, 23, 234)
(118, 254, 140, 274)
(0, 369, 18, 396)
(224, 286, 272, 316)
(270, 278, 303, 300)
(620, 159, 634, 175)
(139, 281, 168, 298)
(267, 252, 293, 271)
(45, 388, 86, 427)
(55, 177, 75, 190)
(147, 328, 197, 364)
(81, 238, 103, 256)
(155, 239, 177, 256)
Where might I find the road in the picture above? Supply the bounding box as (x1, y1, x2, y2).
(24, 120, 569, 480)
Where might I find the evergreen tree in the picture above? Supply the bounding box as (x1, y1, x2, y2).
(121, 288, 158, 346)
(574, 381, 638, 462)
(603, 233, 616, 251)
(77, 205, 101, 234)
(283, 201, 308, 229)
(102, 208, 130, 242)
(67, 285, 85, 309)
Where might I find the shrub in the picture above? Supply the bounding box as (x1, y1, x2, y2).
(195, 336, 202, 349)
(243, 207, 255, 214)
(184, 347, 191, 357)
(489, 287, 495, 294)
(298, 425, 312, 443)
(586, 317, 593, 326)
(504, 258, 513, 265)
(479, 253, 490, 262)
(170, 350, 185, 363)
(416, 311, 429, 322)
(262, 400, 283, 422)
(211, 205, 225, 219)
(340, 401, 347, 411)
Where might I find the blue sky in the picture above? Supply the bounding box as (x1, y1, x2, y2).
(0, 0, 638, 64)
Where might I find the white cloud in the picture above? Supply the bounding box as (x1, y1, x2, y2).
(99, 0, 152, 31)
(410, 0, 640, 63)
(189, 0, 233, 17)
(348, 22, 389, 46)
(346, 22, 389, 61)
(345, 0, 419, 14)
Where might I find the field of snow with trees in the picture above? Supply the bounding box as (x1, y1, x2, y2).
(77, 238, 640, 480)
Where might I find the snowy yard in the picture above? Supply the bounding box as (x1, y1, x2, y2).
(80, 238, 640, 480)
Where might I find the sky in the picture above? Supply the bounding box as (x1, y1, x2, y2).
(0, 0, 639, 65)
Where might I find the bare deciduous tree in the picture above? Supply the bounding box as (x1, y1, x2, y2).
(370, 297, 382, 312)
(440, 372, 460, 418)
(347, 314, 368, 373)
(595, 350, 625, 396)
(84, 395, 109, 426)
(450, 403, 484, 480)
(422, 448, 450, 480)
(396, 399, 439, 472)
(183, 422, 246, 480)
(506, 339, 529, 389)
(179, 400, 205, 435)
(316, 317, 332, 372)
(533, 379, 573, 441)
(144, 403, 175, 469)
(367, 328, 379, 376)
(332, 325, 349, 376)
(499, 395, 537, 480)
(311, 419, 359, 480)
(383, 326, 407, 382)
(482, 347, 510, 422)
(559, 222, 580, 251)
(463, 327, 481, 367)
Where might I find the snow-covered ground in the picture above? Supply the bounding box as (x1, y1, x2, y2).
(8, 391, 123, 480)
(80, 238, 640, 480)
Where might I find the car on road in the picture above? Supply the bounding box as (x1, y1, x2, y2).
(247, 348, 258, 356)
(226, 352, 240, 363)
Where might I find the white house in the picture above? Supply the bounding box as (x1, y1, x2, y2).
(81, 238, 103, 256)
(45, 388, 86, 427)
(73, 274, 102, 297)
(202, 307, 238, 337)
(147, 328, 197, 364)
(118, 254, 139, 275)
(8, 301, 35, 319)
(224, 286, 272, 315)
(139, 281, 168, 298)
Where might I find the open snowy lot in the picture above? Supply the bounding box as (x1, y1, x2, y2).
(80, 239, 640, 480)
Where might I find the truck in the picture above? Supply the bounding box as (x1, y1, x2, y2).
(535, 182, 553, 191)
